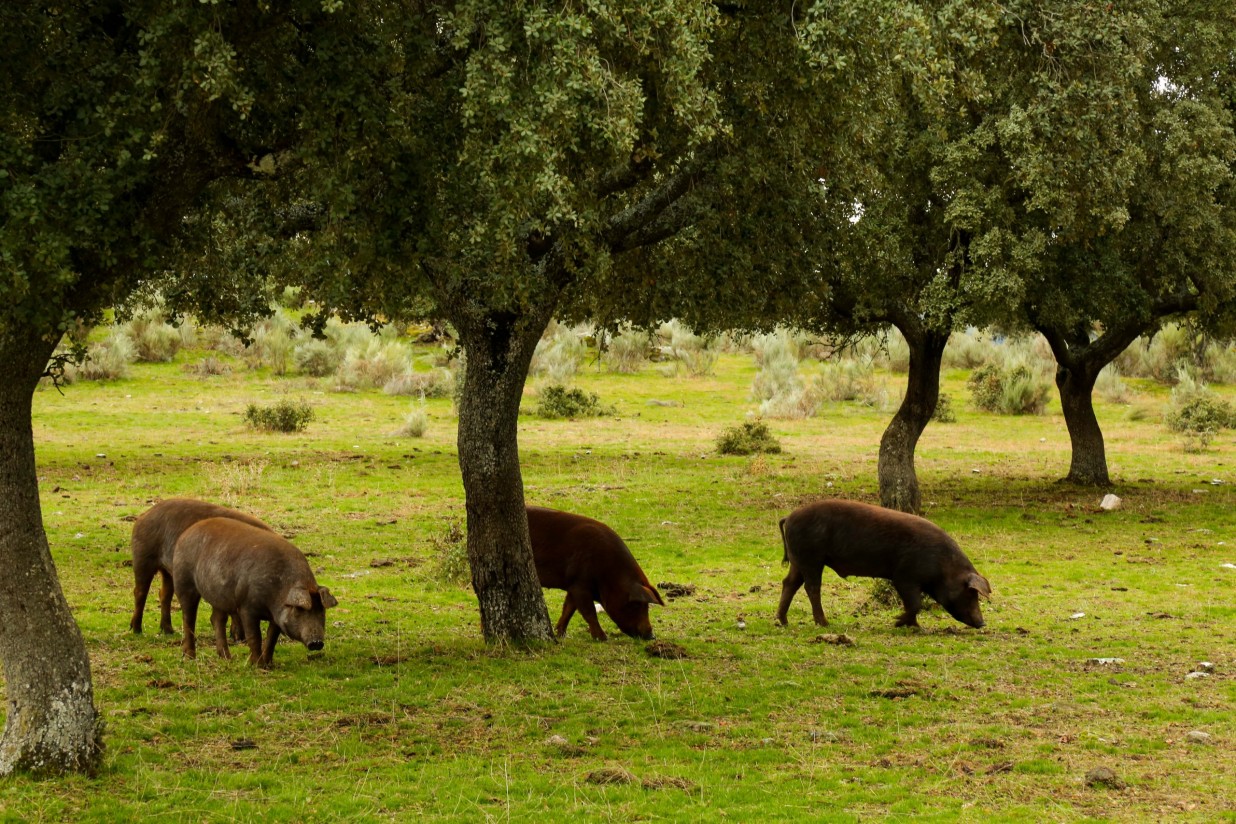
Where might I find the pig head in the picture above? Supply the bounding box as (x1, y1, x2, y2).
(777, 499, 991, 630)
(173, 517, 338, 667)
(527, 505, 664, 640)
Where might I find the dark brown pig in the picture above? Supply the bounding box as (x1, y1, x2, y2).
(130, 498, 273, 635)
(172, 517, 338, 667)
(527, 506, 664, 640)
(776, 500, 991, 629)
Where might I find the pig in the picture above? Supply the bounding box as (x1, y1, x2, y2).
(129, 498, 274, 635)
(172, 517, 338, 667)
(775, 500, 991, 629)
(527, 505, 665, 640)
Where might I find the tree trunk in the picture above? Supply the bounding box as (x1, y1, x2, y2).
(1055, 361, 1110, 486)
(453, 308, 557, 645)
(0, 326, 104, 776)
(878, 329, 948, 514)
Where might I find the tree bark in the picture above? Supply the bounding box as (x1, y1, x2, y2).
(878, 327, 948, 514)
(1055, 361, 1111, 486)
(453, 306, 557, 645)
(0, 325, 104, 776)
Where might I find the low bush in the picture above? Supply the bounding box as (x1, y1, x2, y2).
(384, 368, 455, 399)
(1165, 371, 1235, 451)
(243, 399, 314, 433)
(602, 327, 649, 374)
(430, 521, 470, 586)
(183, 356, 232, 377)
(716, 421, 782, 455)
(535, 385, 614, 419)
(968, 359, 1052, 415)
(531, 323, 587, 385)
(395, 406, 429, 438)
(71, 331, 137, 382)
(293, 338, 340, 377)
(932, 393, 956, 423)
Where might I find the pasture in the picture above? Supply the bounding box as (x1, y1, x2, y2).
(3, 326, 1234, 822)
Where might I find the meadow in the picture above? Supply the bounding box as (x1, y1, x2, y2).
(2, 320, 1234, 822)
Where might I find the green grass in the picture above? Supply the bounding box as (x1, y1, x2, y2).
(5, 340, 1236, 821)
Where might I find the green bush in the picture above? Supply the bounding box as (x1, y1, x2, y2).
(716, 421, 782, 455)
(293, 338, 340, 377)
(1165, 373, 1235, 451)
(602, 327, 649, 373)
(244, 399, 315, 433)
(535, 385, 614, 419)
(932, 393, 956, 423)
(968, 360, 1051, 415)
(395, 406, 429, 438)
(430, 521, 470, 587)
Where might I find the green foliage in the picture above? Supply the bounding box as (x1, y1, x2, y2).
(932, 392, 956, 423)
(968, 360, 1052, 415)
(535, 385, 613, 419)
(601, 327, 649, 374)
(395, 405, 429, 439)
(716, 421, 782, 456)
(530, 324, 587, 385)
(1165, 372, 1235, 451)
(292, 339, 340, 377)
(430, 521, 469, 587)
(243, 399, 314, 433)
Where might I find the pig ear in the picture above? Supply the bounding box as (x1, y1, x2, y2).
(628, 581, 665, 607)
(318, 587, 338, 609)
(286, 586, 313, 610)
(967, 573, 992, 600)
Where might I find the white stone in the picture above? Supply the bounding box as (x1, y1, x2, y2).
(1100, 494, 1122, 511)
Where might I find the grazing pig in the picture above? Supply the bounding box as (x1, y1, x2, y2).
(173, 517, 338, 667)
(527, 505, 664, 641)
(776, 500, 991, 629)
(130, 498, 273, 635)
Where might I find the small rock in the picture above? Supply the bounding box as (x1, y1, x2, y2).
(1087, 658, 1125, 666)
(1069, 612, 1086, 620)
(544, 734, 570, 748)
(1084, 766, 1125, 790)
(1099, 494, 1122, 511)
(1185, 731, 1212, 745)
(812, 633, 856, 646)
(1196, 661, 1216, 673)
(1185, 671, 1210, 680)
(735, 619, 747, 630)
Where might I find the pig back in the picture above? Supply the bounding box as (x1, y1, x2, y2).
(784, 500, 965, 580)
(134, 498, 271, 570)
(174, 517, 312, 615)
(527, 506, 647, 592)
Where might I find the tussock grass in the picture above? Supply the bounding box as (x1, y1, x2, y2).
(14, 327, 1236, 821)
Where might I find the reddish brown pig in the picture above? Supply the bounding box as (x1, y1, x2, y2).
(130, 498, 273, 635)
(173, 517, 338, 667)
(527, 506, 664, 640)
(776, 500, 991, 629)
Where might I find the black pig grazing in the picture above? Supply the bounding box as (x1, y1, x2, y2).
(776, 500, 991, 629)
(173, 517, 338, 667)
(527, 505, 664, 640)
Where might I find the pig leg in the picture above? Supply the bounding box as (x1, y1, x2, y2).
(179, 589, 200, 659)
(130, 560, 159, 634)
(240, 613, 264, 667)
(554, 593, 578, 638)
(892, 581, 923, 628)
(802, 568, 829, 627)
(210, 608, 231, 660)
(157, 569, 176, 635)
(571, 590, 608, 641)
(257, 624, 281, 669)
(776, 562, 806, 626)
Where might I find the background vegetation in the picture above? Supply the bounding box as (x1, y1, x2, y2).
(4, 318, 1233, 821)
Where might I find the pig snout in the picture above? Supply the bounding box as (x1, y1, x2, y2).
(306, 639, 324, 651)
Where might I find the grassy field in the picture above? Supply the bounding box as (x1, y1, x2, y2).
(2, 334, 1234, 822)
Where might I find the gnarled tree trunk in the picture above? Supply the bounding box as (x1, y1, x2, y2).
(1055, 361, 1110, 486)
(878, 327, 948, 514)
(0, 325, 103, 776)
(452, 306, 557, 645)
